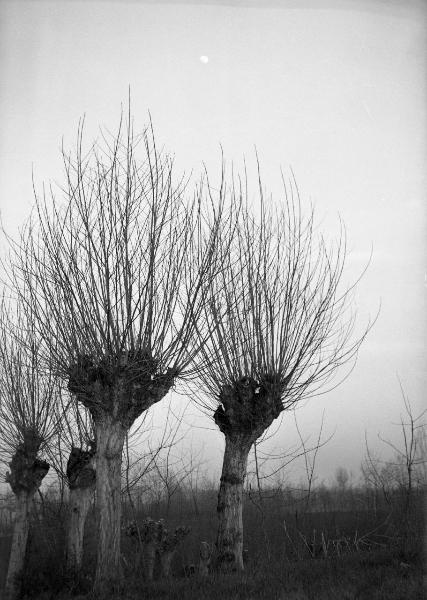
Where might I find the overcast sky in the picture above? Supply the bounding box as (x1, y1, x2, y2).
(0, 0, 425, 484)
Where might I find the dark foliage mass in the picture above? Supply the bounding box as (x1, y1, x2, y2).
(66, 446, 96, 490)
(6, 447, 49, 497)
(214, 376, 283, 439)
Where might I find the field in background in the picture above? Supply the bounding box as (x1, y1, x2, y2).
(0, 481, 424, 599)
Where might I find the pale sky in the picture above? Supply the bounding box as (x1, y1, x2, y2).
(0, 0, 425, 485)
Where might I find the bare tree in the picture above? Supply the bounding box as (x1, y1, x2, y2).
(7, 111, 228, 592)
(192, 168, 371, 571)
(0, 300, 60, 600)
(362, 379, 426, 542)
(377, 380, 427, 515)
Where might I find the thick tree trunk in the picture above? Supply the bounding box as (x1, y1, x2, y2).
(4, 491, 33, 600)
(216, 435, 252, 571)
(66, 485, 94, 572)
(67, 352, 176, 592)
(65, 446, 96, 573)
(93, 416, 126, 593)
(5, 441, 49, 600)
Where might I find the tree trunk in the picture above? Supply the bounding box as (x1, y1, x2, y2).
(93, 416, 126, 593)
(198, 541, 212, 577)
(66, 485, 94, 572)
(5, 443, 49, 600)
(67, 354, 176, 592)
(216, 435, 251, 571)
(5, 491, 34, 600)
(65, 445, 96, 573)
(159, 550, 174, 578)
(141, 542, 157, 581)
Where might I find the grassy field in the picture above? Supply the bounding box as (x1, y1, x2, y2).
(0, 486, 425, 599)
(20, 552, 424, 600)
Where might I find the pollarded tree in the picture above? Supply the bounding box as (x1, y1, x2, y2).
(7, 111, 230, 592)
(193, 170, 371, 571)
(0, 301, 61, 600)
(48, 398, 96, 575)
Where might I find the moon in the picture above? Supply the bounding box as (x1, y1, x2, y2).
(200, 55, 209, 64)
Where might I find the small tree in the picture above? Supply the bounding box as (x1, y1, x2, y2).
(335, 466, 350, 490)
(0, 301, 60, 600)
(193, 169, 370, 570)
(7, 111, 228, 592)
(362, 380, 426, 547)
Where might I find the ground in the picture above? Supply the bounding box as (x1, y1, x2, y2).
(26, 551, 424, 600)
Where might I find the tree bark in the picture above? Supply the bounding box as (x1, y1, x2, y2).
(93, 416, 126, 593)
(4, 491, 34, 600)
(216, 435, 251, 571)
(66, 485, 94, 572)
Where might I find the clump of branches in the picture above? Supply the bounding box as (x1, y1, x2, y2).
(197, 174, 367, 408)
(8, 115, 230, 394)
